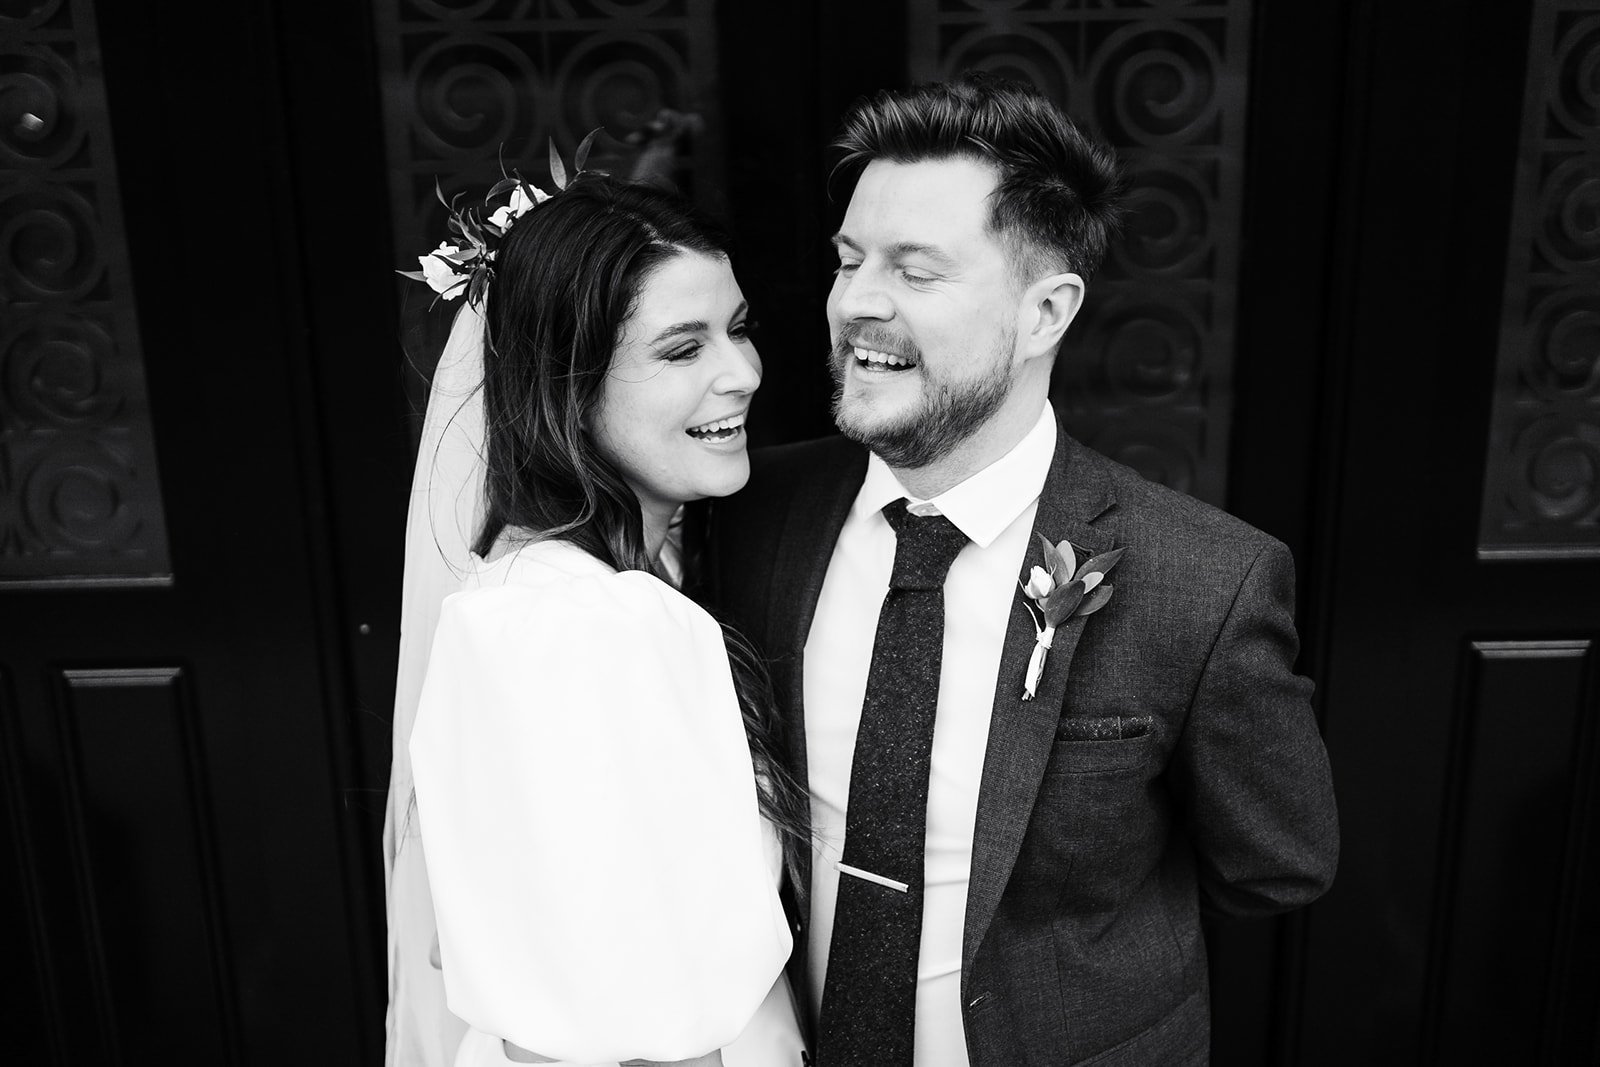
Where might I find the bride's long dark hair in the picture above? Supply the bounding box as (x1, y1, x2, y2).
(474, 173, 809, 886)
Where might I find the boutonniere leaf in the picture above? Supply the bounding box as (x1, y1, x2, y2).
(1018, 536, 1125, 700)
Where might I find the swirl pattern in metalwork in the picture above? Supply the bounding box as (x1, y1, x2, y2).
(937, 25, 1076, 106)
(1090, 419, 1198, 496)
(554, 30, 687, 137)
(1479, 1, 1600, 556)
(911, 1, 1247, 504)
(373, 0, 721, 406)
(1505, 416, 1600, 526)
(2, 184, 104, 300)
(20, 440, 142, 552)
(1092, 23, 1220, 148)
(1534, 157, 1600, 272)
(408, 34, 538, 157)
(1111, 158, 1212, 277)
(1523, 292, 1600, 401)
(1, 42, 85, 167)
(1, 0, 171, 580)
(3, 312, 119, 427)
(1550, 14, 1600, 137)
(0, 0, 68, 32)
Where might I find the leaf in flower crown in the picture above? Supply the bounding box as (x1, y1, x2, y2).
(435, 176, 451, 210)
(1042, 577, 1086, 626)
(467, 269, 489, 308)
(549, 139, 568, 190)
(487, 176, 519, 200)
(1076, 583, 1114, 617)
(573, 127, 600, 173)
(396, 269, 430, 282)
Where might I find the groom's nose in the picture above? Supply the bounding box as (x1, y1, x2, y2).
(831, 264, 894, 324)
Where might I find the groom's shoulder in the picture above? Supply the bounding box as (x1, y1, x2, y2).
(1067, 435, 1282, 560)
(738, 434, 863, 506)
(752, 434, 862, 480)
(712, 434, 860, 542)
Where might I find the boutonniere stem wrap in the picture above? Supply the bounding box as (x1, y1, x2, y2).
(1019, 534, 1124, 700)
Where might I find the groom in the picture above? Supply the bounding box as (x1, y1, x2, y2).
(711, 74, 1338, 1066)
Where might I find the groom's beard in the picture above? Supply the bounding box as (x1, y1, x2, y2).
(829, 328, 1016, 470)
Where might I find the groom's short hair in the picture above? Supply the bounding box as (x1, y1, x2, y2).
(833, 72, 1124, 282)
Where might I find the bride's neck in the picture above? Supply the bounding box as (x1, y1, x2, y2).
(639, 504, 672, 563)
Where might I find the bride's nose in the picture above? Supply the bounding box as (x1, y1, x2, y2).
(711, 340, 761, 394)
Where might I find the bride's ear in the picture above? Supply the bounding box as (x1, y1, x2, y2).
(1018, 272, 1085, 362)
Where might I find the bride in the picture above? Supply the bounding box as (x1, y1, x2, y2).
(385, 167, 809, 1066)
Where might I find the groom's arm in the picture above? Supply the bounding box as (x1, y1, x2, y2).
(1169, 538, 1339, 919)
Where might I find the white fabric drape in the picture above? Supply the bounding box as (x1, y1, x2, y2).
(385, 304, 485, 1067)
(410, 543, 792, 1064)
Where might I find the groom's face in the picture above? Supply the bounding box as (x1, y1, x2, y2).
(827, 155, 1023, 469)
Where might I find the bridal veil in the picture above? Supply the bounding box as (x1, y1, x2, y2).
(384, 303, 483, 1066)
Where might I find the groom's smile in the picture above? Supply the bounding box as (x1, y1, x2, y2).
(826, 156, 1030, 472)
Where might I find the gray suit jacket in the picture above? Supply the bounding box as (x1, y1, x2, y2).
(709, 425, 1339, 1066)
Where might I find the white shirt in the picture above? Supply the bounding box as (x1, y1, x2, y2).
(804, 404, 1058, 1065)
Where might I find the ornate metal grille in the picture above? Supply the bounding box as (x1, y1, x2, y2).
(1477, 2, 1600, 559)
(909, 0, 1254, 504)
(372, 0, 723, 396)
(0, 0, 172, 585)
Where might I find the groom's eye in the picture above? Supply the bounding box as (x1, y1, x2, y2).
(835, 261, 860, 276)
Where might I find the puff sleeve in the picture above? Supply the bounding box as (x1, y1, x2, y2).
(409, 568, 791, 1064)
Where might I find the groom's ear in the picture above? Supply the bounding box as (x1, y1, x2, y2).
(1019, 271, 1085, 361)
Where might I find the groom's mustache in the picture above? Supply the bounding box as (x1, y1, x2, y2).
(831, 321, 923, 368)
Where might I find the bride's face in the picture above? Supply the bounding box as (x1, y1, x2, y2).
(590, 250, 761, 524)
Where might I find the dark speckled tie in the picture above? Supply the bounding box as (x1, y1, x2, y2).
(817, 500, 969, 1067)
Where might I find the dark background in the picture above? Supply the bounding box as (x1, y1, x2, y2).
(3, 0, 1597, 1063)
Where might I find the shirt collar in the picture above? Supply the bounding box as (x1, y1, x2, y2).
(854, 401, 1058, 549)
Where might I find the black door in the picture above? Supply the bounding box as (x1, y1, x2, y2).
(1, 0, 403, 1061)
(5, 0, 1596, 1063)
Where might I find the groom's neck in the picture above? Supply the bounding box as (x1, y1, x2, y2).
(889, 392, 1048, 500)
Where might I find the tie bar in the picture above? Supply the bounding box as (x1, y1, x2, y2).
(835, 861, 909, 893)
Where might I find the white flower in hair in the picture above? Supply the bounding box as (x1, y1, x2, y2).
(489, 183, 550, 229)
(398, 130, 598, 309)
(419, 243, 469, 300)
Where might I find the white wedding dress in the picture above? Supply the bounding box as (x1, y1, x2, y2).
(385, 307, 800, 1067)
(410, 539, 805, 1067)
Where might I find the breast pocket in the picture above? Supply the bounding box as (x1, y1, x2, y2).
(1036, 723, 1170, 911)
(1050, 715, 1156, 775)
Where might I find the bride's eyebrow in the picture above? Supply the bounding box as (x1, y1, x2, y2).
(648, 320, 707, 346)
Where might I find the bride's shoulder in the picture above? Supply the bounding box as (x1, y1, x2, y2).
(450, 538, 710, 636)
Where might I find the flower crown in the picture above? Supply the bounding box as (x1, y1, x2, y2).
(397, 131, 599, 308)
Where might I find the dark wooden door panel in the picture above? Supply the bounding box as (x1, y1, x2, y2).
(56, 668, 236, 1061)
(1430, 642, 1595, 1063)
(1286, 0, 1600, 1063)
(3, 0, 389, 1061)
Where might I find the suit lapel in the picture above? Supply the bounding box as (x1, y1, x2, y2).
(767, 442, 862, 1052)
(963, 432, 1116, 973)
(768, 443, 865, 892)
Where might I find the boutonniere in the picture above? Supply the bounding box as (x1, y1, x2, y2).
(1018, 534, 1124, 700)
